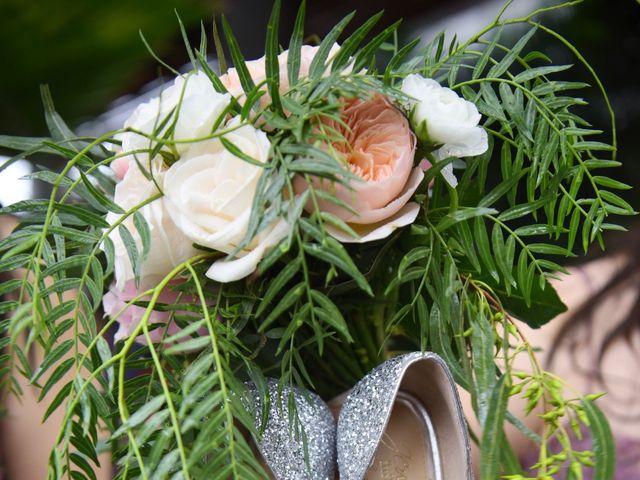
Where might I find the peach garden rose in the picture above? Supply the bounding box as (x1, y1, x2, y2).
(294, 94, 424, 243)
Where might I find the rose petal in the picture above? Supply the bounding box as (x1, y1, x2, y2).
(419, 159, 432, 171)
(436, 126, 488, 159)
(206, 219, 288, 282)
(345, 166, 424, 224)
(220, 44, 343, 104)
(326, 202, 420, 243)
(439, 162, 458, 188)
(104, 280, 205, 345)
(110, 156, 130, 180)
(117, 71, 230, 155)
(106, 160, 198, 290)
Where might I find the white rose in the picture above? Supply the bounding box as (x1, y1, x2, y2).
(116, 71, 230, 156)
(106, 159, 198, 290)
(401, 74, 488, 160)
(163, 117, 287, 283)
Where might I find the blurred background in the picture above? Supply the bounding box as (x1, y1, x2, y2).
(0, 0, 638, 218)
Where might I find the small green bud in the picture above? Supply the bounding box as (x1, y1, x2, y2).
(585, 391, 606, 401)
(509, 383, 524, 396)
(570, 461, 584, 478)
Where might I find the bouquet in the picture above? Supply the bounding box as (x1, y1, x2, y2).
(0, 0, 632, 478)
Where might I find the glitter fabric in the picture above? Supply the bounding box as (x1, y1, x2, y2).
(336, 352, 472, 479)
(248, 378, 336, 480)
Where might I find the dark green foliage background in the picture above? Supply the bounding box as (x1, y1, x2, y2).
(0, 0, 212, 136)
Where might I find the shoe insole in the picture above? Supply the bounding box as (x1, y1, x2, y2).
(365, 398, 436, 480)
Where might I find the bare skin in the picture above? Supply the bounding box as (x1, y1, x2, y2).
(463, 253, 640, 473)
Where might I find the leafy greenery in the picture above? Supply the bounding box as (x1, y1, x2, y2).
(0, 1, 631, 478)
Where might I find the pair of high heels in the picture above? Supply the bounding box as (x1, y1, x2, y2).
(247, 352, 472, 479)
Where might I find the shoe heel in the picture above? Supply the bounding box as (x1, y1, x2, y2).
(337, 352, 472, 480)
(247, 378, 336, 480)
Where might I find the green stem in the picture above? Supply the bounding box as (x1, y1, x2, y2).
(186, 266, 243, 479)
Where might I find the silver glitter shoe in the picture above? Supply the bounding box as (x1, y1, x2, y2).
(336, 352, 472, 479)
(247, 378, 336, 480)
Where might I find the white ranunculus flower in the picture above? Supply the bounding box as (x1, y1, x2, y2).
(116, 71, 230, 155)
(401, 74, 488, 160)
(106, 158, 198, 290)
(163, 117, 287, 283)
